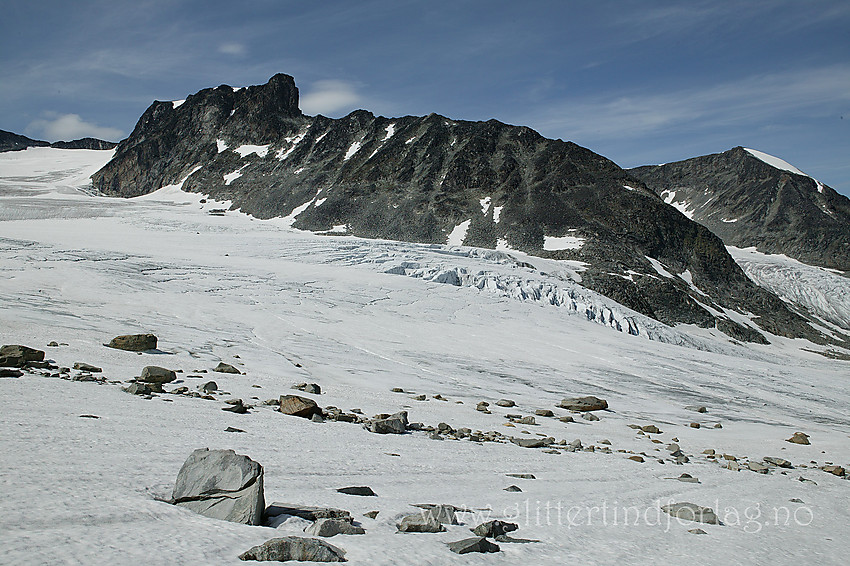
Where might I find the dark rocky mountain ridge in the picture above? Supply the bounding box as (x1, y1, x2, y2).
(0, 129, 117, 152)
(630, 147, 850, 273)
(90, 74, 842, 346)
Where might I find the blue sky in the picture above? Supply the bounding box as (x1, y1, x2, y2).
(2, 0, 848, 195)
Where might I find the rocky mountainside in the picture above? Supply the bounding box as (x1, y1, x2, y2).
(91, 74, 840, 346)
(630, 147, 850, 273)
(0, 129, 117, 152)
(0, 129, 49, 152)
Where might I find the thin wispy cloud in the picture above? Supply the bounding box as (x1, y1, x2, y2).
(26, 112, 123, 142)
(523, 65, 850, 142)
(218, 42, 247, 56)
(300, 80, 362, 116)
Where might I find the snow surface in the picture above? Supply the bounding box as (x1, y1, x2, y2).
(1, 149, 849, 565)
(383, 124, 396, 141)
(543, 235, 585, 251)
(729, 246, 850, 331)
(646, 256, 674, 279)
(216, 140, 228, 153)
(744, 148, 807, 177)
(171, 99, 185, 109)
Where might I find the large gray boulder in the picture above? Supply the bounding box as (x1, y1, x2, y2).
(106, 333, 157, 351)
(239, 536, 346, 562)
(172, 448, 265, 525)
(0, 344, 45, 367)
(139, 366, 177, 384)
(557, 396, 608, 411)
(365, 411, 408, 434)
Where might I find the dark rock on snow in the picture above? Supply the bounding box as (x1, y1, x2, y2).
(73, 362, 102, 372)
(106, 334, 157, 351)
(214, 362, 242, 374)
(336, 486, 377, 497)
(0, 344, 45, 367)
(661, 502, 720, 525)
(365, 411, 408, 434)
(292, 382, 321, 394)
(279, 394, 321, 418)
(239, 536, 346, 562)
(265, 503, 352, 523)
(471, 519, 519, 538)
(558, 396, 608, 411)
(139, 366, 177, 384)
(447, 537, 500, 555)
(304, 518, 365, 537)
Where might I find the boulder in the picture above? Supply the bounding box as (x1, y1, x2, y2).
(0, 368, 23, 378)
(0, 344, 45, 367)
(124, 382, 152, 395)
(304, 518, 365, 537)
(510, 438, 546, 448)
(139, 366, 177, 384)
(447, 537, 500, 555)
(214, 362, 242, 374)
(822, 465, 846, 477)
(413, 504, 458, 525)
(397, 512, 446, 533)
(471, 520, 518, 538)
(365, 411, 408, 434)
(265, 504, 352, 522)
(535, 409, 554, 417)
(661, 502, 720, 525)
(336, 486, 376, 497)
(495, 399, 515, 407)
(292, 382, 321, 394)
(172, 448, 264, 525)
(557, 396, 607, 411)
(504, 485, 522, 492)
(73, 362, 102, 372)
(199, 381, 218, 393)
(640, 425, 662, 434)
(764, 457, 793, 468)
(279, 395, 321, 418)
(786, 432, 810, 445)
(238, 537, 346, 562)
(106, 334, 157, 351)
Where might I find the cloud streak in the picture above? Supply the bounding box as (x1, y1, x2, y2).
(26, 113, 123, 142)
(300, 80, 362, 116)
(522, 65, 850, 143)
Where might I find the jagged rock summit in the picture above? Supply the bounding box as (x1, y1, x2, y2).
(91, 74, 837, 345)
(630, 147, 850, 272)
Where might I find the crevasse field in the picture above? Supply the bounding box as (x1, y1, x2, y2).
(1, 148, 848, 565)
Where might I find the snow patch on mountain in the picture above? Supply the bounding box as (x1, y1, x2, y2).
(744, 148, 807, 177)
(446, 219, 471, 246)
(660, 189, 695, 219)
(234, 144, 269, 158)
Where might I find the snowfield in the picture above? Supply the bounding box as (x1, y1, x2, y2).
(1, 148, 849, 565)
